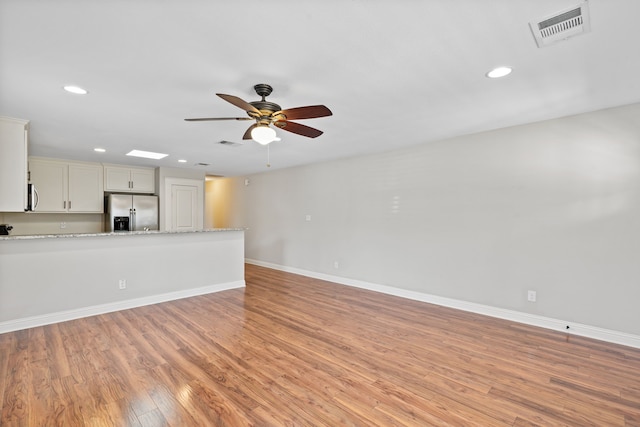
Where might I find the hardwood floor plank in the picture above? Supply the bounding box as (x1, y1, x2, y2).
(1, 330, 29, 424)
(2, 263, 640, 425)
(136, 408, 167, 427)
(48, 377, 85, 426)
(100, 346, 157, 418)
(105, 398, 142, 427)
(0, 336, 11, 419)
(43, 323, 72, 381)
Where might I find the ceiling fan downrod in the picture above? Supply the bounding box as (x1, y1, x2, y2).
(250, 84, 281, 114)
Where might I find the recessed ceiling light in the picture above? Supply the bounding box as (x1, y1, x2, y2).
(63, 85, 88, 95)
(178, 159, 187, 163)
(94, 148, 106, 153)
(126, 150, 168, 160)
(486, 66, 513, 79)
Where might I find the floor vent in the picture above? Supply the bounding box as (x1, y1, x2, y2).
(529, 1, 591, 48)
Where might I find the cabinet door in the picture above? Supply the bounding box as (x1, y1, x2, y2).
(131, 168, 155, 193)
(104, 166, 133, 192)
(0, 117, 28, 212)
(68, 163, 104, 212)
(29, 160, 67, 212)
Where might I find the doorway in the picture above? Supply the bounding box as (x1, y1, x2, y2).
(205, 176, 235, 228)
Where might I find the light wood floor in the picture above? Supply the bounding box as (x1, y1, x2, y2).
(2, 264, 640, 426)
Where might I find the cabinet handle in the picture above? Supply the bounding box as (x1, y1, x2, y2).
(68, 201, 71, 210)
(63, 201, 66, 209)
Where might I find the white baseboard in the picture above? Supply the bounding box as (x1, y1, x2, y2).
(0, 280, 245, 334)
(246, 259, 640, 349)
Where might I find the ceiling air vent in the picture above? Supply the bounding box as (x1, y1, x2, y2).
(217, 140, 243, 147)
(529, 1, 591, 48)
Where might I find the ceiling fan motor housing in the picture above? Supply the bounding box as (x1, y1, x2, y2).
(249, 101, 282, 114)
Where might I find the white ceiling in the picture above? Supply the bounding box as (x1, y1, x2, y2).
(1, 0, 639, 177)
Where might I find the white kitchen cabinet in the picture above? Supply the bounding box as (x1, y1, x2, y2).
(0, 117, 29, 212)
(104, 165, 155, 193)
(29, 158, 104, 213)
(29, 159, 66, 212)
(68, 163, 105, 212)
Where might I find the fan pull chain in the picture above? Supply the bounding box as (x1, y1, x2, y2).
(266, 144, 271, 168)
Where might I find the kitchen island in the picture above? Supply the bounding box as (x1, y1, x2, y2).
(0, 229, 245, 333)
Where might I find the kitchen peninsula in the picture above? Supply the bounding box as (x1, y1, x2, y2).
(0, 229, 245, 333)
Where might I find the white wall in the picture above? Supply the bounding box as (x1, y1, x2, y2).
(0, 212, 103, 235)
(0, 230, 245, 331)
(232, 103, 640, 337)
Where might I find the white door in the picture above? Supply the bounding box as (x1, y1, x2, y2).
(172, 185, 198, 231)
(164, 178, 204, 231)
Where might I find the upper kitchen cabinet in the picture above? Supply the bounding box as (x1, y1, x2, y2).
(104, 165, 155, 193)
(29, 158, 104, 213)
(0, 117, 29, 212)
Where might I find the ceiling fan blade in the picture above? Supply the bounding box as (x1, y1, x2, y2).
(217, 93, 261, 114)
(276, 105, 332, 121)
(184, 117, 253, 121)
(242, 124, 257, 140)
(274, 121, 323, 138)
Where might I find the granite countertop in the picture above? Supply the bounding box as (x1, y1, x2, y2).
(0, 228, 245, 241)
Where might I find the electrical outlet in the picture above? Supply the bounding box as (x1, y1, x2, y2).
(305, 215, 312, 221)
(119, 279, 126, 290)
(334, 261, 339, 269)
(60, 221, 66, 229)
(527, 290, 537, 302)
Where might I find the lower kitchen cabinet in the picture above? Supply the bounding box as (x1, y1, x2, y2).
(29, 158, 104, 213)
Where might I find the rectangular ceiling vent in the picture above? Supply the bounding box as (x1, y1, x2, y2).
(217, 140, 243, 147)
(529, 1, 591, 48)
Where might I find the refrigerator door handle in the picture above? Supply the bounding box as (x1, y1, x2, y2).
(132, 208, 136, 231)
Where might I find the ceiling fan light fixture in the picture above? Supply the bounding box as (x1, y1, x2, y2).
(251, 125, 277, 145)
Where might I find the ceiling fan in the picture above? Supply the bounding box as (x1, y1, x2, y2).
(185, 84, 332, 145)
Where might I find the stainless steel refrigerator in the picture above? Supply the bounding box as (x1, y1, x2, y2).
(105, 194, 158, 232)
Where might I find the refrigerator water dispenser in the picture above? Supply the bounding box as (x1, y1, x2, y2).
(113, 216, 130, 231)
